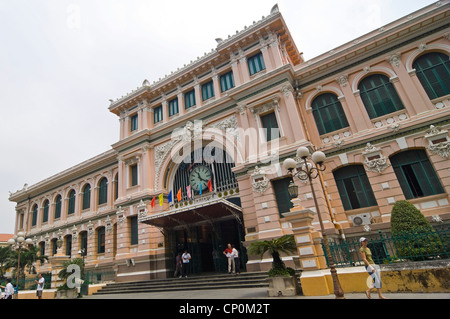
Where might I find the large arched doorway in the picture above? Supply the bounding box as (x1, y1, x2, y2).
(142, 146, 247, 275)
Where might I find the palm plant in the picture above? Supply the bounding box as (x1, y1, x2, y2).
(57, 258, 85, 291)
(247, 235, 297, 275)
(0, 246, 13, 279)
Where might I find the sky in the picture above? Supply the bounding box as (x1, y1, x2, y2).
(0, 0, 438, 234)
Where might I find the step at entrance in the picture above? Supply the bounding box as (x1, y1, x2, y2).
(93, 272, 298, 295)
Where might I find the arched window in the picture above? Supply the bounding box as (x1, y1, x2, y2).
(413, 52, 450, 100)
(54, 195, 62, 219)
(333, 165, 378, 211)
(358, 74, 404, 119)
(98, 178, 108, 205)
(68, 190, 76, 215)
(31, 204, 38, 227)
(311, 93, 349, 135)
(390, 149, 444, 199)
(42, 200, 49, 223)
(82, 184, 91, 210)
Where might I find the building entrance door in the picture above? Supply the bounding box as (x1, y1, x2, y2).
(174, 217, 246, 275)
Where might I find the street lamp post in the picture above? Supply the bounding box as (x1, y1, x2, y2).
(8, 232, 33, 299)
(283, 146, 345, 299)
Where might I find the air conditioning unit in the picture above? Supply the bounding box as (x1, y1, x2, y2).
(351, 213, 371, 226)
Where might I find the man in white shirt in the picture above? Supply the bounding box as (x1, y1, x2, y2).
(35, 273, 45, 299)
(3, 278, 14, 299)
(181, 250, 191, 278)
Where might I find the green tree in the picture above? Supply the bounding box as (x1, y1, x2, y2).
(0, 246, 12, 279)
(390, 200, 444, 260)
(247, 235, 297, 276)
(57, 258, 85, 291)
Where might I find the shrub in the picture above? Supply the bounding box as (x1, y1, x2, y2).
(390, 200, 444, 261)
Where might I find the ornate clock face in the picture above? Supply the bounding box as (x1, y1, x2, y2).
(189, 165, 212, 191)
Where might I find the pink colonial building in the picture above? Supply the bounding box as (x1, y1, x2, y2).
(9, 2, 450, 282)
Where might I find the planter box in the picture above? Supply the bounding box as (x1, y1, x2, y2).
(55, 289, 78, 299)
(268, 275, 301, 297)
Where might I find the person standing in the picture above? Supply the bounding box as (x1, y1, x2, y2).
(174, 252, 183, 278)
(3, 278, 14, 299)
(223, 243, 235, 274)
(360, 237, 386, 299)
(232, 245, 240, 275)
(35, 273, 45, 299)
(181, 249, 191, 278)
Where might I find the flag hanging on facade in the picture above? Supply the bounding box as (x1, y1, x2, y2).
(168, 190, 173, 203)
(207, 179, 212, 192)
(159, 193, 164, 206)
(151, 196, 155, 208)
(177, 188, 182, 201)
(186, 185, 192, 198)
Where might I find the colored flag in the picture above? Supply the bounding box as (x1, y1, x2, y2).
(151, 196, 155, 208)
(168, 190, 173, 203)
(207, 179, 212, 192)
(177, 188, 182, 201)
(186, 185, 192, 198)
(159, 193, 164, 206)
(199, 182, 202, 195)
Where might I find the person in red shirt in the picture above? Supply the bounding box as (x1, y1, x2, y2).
(223, 243, 235, 274)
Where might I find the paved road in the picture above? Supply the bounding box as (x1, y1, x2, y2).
(83, 287, 450, 299)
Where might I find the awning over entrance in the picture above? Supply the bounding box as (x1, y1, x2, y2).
(139, 198, 242, 229)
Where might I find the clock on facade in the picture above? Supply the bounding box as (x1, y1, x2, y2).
(189, 165, 212, 192)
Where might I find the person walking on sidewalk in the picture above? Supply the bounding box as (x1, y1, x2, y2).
(360, 237, 386, 299)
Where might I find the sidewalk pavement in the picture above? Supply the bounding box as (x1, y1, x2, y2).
(83, 287, 450, 299)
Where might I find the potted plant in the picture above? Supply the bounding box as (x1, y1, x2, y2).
(247, 235, 301, 296)
(56, 258, 85, 299)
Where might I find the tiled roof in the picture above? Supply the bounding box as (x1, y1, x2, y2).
(0, 234, 14, 243)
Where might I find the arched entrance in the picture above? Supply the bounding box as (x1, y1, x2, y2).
(141, 146, 247, 275)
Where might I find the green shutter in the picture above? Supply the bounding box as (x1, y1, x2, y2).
(169, 98, 179, 117)
(68, 190, 76, 214)
(55, 196, 61, 219)
(130, 216, 138, 245)
(184, 89, 196, 109)
(312, 93, 349, 135)
(98, 178, 108, 205)
(390, 149, 444, 199)
(260, 112, 280, 141)
(43, 201, 49, 223)
(272, 177, 294, 217)
(358, 74, 404, 119)
(130, 114, 138, 131)
(154, 105, 163, 123)
(202, 81, 214, 101)
(131, 164, 138, 186)
(32, 206, 38, 226)
(413, 52, 450, 100)
(82, 185, 91, 210)
(97, 227, 105, 254)
(220, 71, 235, 92)
(333, 165, 377, 211)
(248, 52, 266, 76)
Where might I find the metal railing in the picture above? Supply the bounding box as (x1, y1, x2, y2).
(322, 225, 450, 268)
